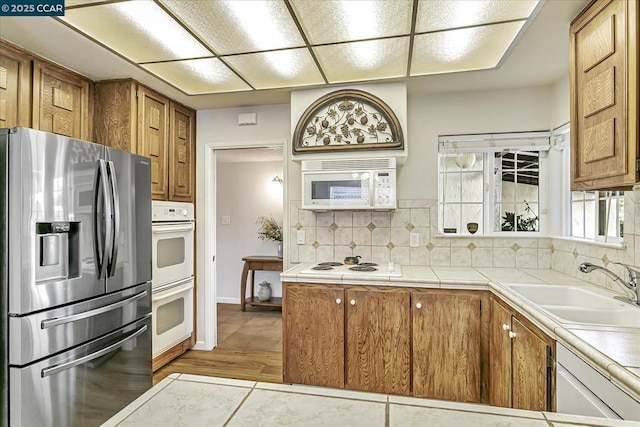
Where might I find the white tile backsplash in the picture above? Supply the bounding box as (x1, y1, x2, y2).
(289, 191, 640, 295)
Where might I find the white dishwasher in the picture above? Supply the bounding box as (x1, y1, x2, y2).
(557, 343, 640, 421)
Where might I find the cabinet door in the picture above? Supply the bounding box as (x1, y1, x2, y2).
(489, 299, 512, 408)
(512, 317, 550, 411)
(345, 288, 410, 395)
(32, 60, 92, 141)
(570, 0, 638, 189)
(94, 80, 137, 152)
(0, 42, 31, 128)
(169, 103, 195, 202)
(283, 284, 344, 388)
(412, 291, 481, 402)
(137, 86, 169, 200)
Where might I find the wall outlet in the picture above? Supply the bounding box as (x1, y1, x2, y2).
(297, 230, 306, 244)
(410, 232, 419, 247)
(221, 216, 231, 225)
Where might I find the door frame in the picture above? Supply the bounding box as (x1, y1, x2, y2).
(193, 139, 286, 351)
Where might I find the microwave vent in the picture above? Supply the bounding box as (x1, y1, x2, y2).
(302, 158, 395, 171)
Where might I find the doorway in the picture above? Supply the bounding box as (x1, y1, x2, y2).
(214, 147, 284, 353)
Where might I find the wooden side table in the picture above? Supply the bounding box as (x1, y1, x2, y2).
(240, 255, 283, 311)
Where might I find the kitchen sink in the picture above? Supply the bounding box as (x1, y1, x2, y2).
(507, 284, 640, 328)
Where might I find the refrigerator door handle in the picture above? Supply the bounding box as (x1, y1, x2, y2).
(40, 290, 148, 329)
(106, 160, 120, 278)
(40, 324, 148, 378)
(93, 159, 111, 279)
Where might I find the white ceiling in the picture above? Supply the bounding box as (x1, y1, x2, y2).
(0, 0, 588, 110)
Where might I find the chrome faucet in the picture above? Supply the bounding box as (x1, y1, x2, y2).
(579, 262, 640, 306)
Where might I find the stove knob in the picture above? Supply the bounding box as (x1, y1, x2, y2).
(182, 209, 188, 216)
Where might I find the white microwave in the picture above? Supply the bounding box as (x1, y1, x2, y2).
(301, 158, 397, 211)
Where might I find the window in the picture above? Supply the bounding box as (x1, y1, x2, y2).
(438, 131, 549, 236)
(571, 190, 624, 241)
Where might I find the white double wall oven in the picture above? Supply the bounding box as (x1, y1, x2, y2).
(151, 201, 195, 358)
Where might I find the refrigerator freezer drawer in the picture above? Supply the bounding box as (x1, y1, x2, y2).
(9, 282, 151, 366)
(9, 315, 152, 427)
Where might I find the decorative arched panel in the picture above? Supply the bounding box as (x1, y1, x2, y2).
(293, 89, 404, 154)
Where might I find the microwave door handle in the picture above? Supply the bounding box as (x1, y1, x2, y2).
(106, 160, 120, 278)
(41, 324, 148, 378)
(93, 160, 110, 279)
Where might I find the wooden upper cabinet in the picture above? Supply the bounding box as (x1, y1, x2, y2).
(169, 102, 195, 202)
(137, 86, 170, 200)
(412, 291, 482, 403)
(94, 80, 137, 153)
(570, 0, 639, 190)
(282, 283, 344, 388)
(0, 41, 31, 128)
(345, 287, 410, 395)
(32, 60, 92, 141)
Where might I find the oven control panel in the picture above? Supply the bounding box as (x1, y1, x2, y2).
(152, 201, 195, 222)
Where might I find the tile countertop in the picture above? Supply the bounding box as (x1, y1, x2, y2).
(103, 374, 640, 427)
(282, 264, 640, 402)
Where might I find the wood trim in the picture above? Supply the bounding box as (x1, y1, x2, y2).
(152, 335, 192, 372)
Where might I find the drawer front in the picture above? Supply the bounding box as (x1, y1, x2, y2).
(263, 263, 283, 272)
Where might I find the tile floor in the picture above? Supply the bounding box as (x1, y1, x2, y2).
(103, 374, 636, 427)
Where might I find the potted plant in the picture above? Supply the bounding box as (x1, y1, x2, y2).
(256, 215, 283, 258)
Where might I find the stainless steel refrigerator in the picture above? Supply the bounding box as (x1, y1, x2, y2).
(0, 128, 153, 427)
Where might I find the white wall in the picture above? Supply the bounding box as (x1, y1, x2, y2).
(550, 75, 571, 128)
(216, 160, 283, 303)
(403, 86, 554, 200)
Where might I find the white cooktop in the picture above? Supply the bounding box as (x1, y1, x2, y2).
(299, 263, 402, 278)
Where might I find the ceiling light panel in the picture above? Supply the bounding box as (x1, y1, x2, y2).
(61, 2, 211, 63)
(314, 37, 409, 84)
(224, 48, 324, 90)
(159, 0, 305, 55)
(416, 0, 539, 33)
(290, 0, 413, 44)
(411, 21, 525, 76)
(141, 58, 251, 95)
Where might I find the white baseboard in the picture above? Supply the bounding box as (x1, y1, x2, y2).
(217, 297, 240, 304)
(192, 340, 215, 351)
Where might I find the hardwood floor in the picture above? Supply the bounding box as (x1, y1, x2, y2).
(153, 303, 283, 385)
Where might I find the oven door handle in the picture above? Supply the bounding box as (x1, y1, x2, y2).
(40, 290, 148, 329)
(41, 324, 148, 378)
(152, 280, 193, 300)
(152, 223, 195, 234)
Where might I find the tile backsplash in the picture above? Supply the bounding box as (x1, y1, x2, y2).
(289, 191, 640, 295)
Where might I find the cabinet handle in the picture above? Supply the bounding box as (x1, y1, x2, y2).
(502, 323, 510, 331)
(350, 299, 356, 306)
(416, 302, 422, 309)
(336, 298, 341, 304)
(509, 331, 516, 339)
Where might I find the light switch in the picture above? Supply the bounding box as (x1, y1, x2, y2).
(221, 216, 231, 225)
(410, 233, 419, 247)
(297, 230, 305, 244)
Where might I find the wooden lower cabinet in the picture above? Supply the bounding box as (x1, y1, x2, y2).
(489, 298, 555, 412)
(283, 283, 344, 388)
(345, 287, 410, 395)
(412, 290, 485, 402)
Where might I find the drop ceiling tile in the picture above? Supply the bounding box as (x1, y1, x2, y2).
(141, 58, 251, 95)
(314, 37, 409, 84)
(160, 0, 305, 55)
(290, 0, 412, 44)
(411, 21, 525, 76)
(61, 2, 211, 63)
(224, 48, 324, 90)
(416, 0, 539, 33)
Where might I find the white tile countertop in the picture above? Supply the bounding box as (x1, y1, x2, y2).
(282, 264, 640, 402)
(102, 374, 639, 426)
